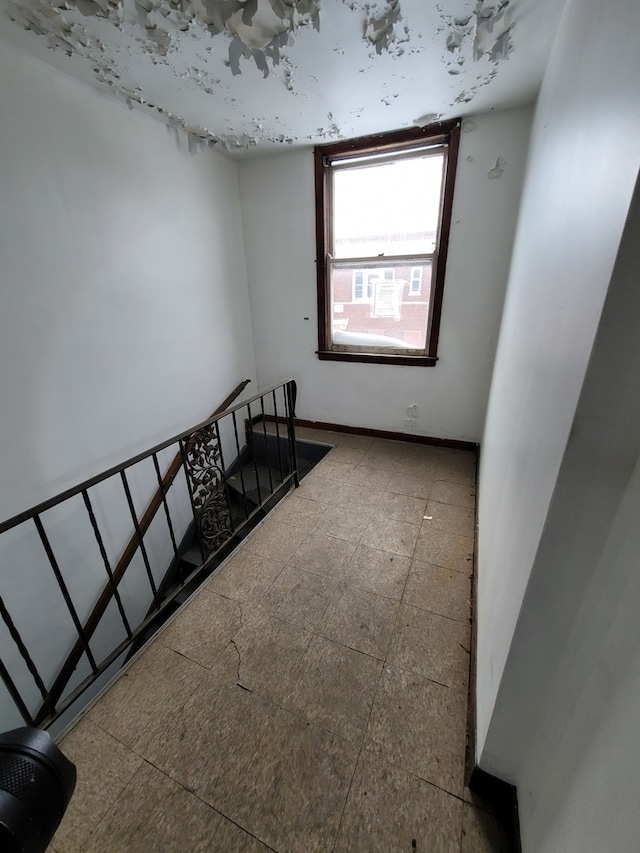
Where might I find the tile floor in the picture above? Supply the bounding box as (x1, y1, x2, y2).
(51, 429, 509, 853)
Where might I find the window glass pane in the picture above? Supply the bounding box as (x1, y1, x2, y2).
(332, 153, 444, 259)
(330, 260, 433, 350)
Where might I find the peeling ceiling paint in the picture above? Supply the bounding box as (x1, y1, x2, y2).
(0, 0, 566, 154)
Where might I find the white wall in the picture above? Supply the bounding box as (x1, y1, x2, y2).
(489, 173, 640, 852)
(0, 42, 257, 523)
(476, 0, 640, 842)
(0, 43, 257, 727)
(238, 107, 532, 443)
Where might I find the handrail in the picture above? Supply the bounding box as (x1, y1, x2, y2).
(33, 379, 251, 722)
(0, 377, 297, 536)
(0, 377, 299, 730)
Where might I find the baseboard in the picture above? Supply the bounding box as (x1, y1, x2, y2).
(468, 767, 522, 853)
(262, 414, 477, 452)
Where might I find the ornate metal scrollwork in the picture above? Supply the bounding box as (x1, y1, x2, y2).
(183, 425, 233, 555)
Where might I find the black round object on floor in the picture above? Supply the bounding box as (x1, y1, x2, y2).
(0, 727, 76, 853)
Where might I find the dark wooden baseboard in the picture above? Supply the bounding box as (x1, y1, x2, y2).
(263, 415, 477, 452)
(468, 767, 522, 853)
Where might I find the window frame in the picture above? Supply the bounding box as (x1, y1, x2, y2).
(352, 269, 368, 302)
(409, 267, 423, 295)
(314, 121, 461, 366)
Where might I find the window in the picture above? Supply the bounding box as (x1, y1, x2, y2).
(352, 270, 365, 302)
(314, 121, 460, 365)
(352, 268, 393, 303)
(409, 267, 422, 295)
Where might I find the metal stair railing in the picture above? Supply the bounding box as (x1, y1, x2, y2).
(33, 379, 251, 725)
(0, 379, 298, 730)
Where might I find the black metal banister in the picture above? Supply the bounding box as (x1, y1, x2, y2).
(0, 378, 299, 730)
(82, 489, 133, 639)
(213, 421, 236, 533)
(31, 379, 253, 722)
(33, 515, 98, 674)
(120, 470, 160, 609)
(0, 655, 34, 726)
(246, 402, 264, 507)
(272, 389, 285, 480)
(151, 452, 180, 567)
(230, 410, 251, 521)
(259, 397, 275, 494)
(0, 377, 294, 535)
(286, 380, 299, 487)
(0, 594, 51, 716)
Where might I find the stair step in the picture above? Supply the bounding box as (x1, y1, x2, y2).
(181, 545, 203, 567)
(249, 429, 333, 468)
(227, 463, 285, 502)
(173, 588, 192, 606)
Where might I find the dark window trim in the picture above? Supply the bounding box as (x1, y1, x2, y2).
(316, 350, 438, 366)
(314, 119, 461, 366)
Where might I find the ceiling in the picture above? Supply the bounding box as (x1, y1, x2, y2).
(0, 0, 565, 155)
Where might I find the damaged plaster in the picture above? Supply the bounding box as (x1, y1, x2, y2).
(414, 112, 441, 126)
(223, 0, 320, 78)
(440, 0, 514, 109)
(441, 0, 514, 65)
(0, 0, 555, 154)
(4, 0, 331, 149)
(314, 111, 341, 140)
(364, 0, 401, 55)
(473, 0, 513, 62)
(487, 156, 505, 178)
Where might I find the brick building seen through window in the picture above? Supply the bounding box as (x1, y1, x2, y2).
(332, 257, 433, 347)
